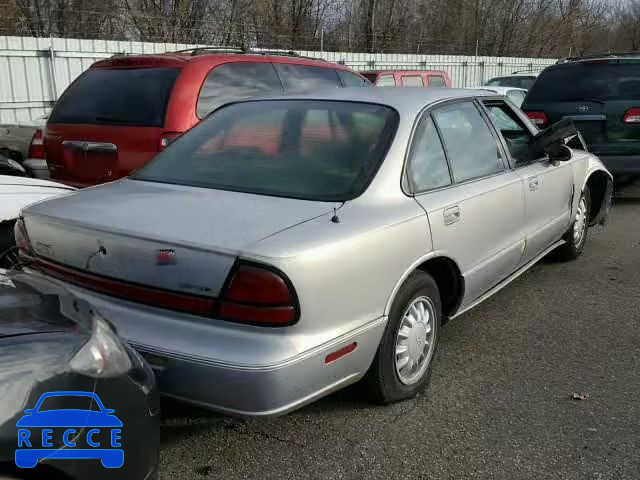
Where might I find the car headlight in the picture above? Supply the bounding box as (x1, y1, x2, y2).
(69, 314, 132, 378)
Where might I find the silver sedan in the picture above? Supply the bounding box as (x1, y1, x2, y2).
(18, 88, 612, 416)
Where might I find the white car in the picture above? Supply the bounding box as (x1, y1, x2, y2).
(0, 175, 74, 265)
(0, 115, 49, 179)
(485, 73, 537, 90)
(467, 86, 528, 108)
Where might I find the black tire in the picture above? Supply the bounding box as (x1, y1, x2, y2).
(365, 270, 441, 404)
(553, 186, 591, 261)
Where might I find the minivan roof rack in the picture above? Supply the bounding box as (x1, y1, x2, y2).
(172, 46, 247, 56)
(168, 46, 324, 61)
(556, 52, 640, 64)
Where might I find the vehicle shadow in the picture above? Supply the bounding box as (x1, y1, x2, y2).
(159, 384, 378, 447)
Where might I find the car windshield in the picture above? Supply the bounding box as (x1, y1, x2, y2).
(527, 63, 640, 102)
(48, 68, 180, 127)
(132, 100, 399, 201)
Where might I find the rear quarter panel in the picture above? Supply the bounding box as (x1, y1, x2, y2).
(246, 197, 431, 346)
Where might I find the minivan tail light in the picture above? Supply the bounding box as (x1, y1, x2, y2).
(623, 108, 640, 124)
(219, 264, 298, 326)
(526, 111, 548, 128)
(159, 132, 181, 151)
(27, 128, 45, 159)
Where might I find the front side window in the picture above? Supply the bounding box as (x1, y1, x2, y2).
(402, 75, 424, 87)
(428, 75, 447, 88)
(483, 100, 535, 166)
(197, 63, 283, 118)
(377, 75, 396, 86)
(133, 100, 398, 202)
(432, 102, 504, 182)
(274, 64, 341, 92)
(409, 116, 451, 191)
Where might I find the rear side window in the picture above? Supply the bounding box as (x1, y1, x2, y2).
(197, 63, 283, 118)
(274, 64, 341, 92)
(49, 68, 180, 127)
(338, 70, 370, 87)
(408, 116, 451, 191)
(428, 75, 447, 87)
(527, 63, 640, 102)
(402, 75, 424, 87)
(133, 100, 398, 201)
(377, 75, 396, 86)
(433, 102, 504, 182)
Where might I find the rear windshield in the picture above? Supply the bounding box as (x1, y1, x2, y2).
(132, 100, 398, 201)
(362, 73, 378, 83)
(49, 68, 180, 127)
(527, 63, 640, 102)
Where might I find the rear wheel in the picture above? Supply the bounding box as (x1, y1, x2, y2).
(365, 271, 441, 404)
(553, 186, 591, 261)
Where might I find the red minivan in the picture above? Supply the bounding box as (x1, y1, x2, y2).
(45, 49, 370, 187)
(361, 70, 452, 88)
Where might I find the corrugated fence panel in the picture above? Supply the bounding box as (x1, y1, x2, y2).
(0, 35, 557, 124)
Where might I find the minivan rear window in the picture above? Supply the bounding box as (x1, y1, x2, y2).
(49, 68, 180, 127)
(527, 63, 640, 102)
(132, 100, 398, 201)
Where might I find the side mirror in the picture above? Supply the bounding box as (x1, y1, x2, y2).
(23, 409, 34, 415)
(529, 118, 577, 162)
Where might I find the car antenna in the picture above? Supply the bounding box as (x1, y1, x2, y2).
(331, 207, 341, 224)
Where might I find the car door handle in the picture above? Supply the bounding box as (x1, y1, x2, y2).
(528, 176, 539, 191)
(443, 206, 460, 225)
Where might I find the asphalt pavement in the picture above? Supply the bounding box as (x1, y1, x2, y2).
(159, 202, 640, 480)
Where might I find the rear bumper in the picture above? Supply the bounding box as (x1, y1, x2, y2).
(597, 155, 640, 176)
(22, 158, 50, 179)
(43, 278, 386, 416)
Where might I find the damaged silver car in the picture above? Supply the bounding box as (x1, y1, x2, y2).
(17, 88, 612, 415)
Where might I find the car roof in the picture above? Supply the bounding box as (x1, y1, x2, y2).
(468, 86, 527, 94)
(245, 87, 493, 118)
(488, 73, 537, 79)
(93, 51, 353, 71)
(556, 53, 640, 65)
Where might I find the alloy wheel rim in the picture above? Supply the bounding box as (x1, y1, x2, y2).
(395, 296, 437, 385)
(573, 196, 588, 246)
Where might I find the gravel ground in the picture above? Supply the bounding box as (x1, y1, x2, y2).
(159, 202, 640, 480)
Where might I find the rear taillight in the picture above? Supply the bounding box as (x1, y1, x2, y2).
(14, 218, 33, 256)
(526, 111, 548, 128)
(159, 132, 181, 151)
(623, 108, 640, 124)
(27, 128, 45, 159)
(219, 264, 298, 326)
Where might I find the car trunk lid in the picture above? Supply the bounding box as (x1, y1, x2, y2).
(21, 180, 335, 299)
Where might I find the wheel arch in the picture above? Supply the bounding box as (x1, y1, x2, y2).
(385, 254, 465, 322)
(583, 169, 613, 225)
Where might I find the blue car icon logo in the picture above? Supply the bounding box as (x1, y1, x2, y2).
(15, 391, 124, 469)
